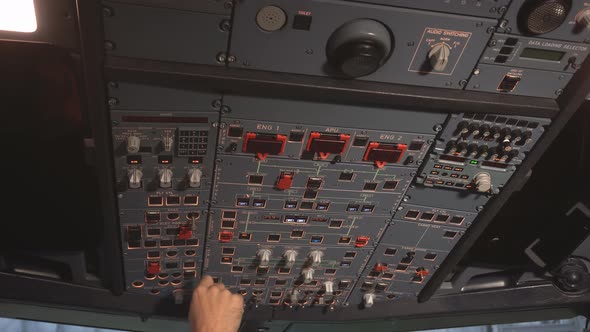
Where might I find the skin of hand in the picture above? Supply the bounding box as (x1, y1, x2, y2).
(189, 275, 245, 332)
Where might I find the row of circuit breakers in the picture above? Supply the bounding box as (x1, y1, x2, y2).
(104, 0, 579, 308)
(111, 82, 549, 308)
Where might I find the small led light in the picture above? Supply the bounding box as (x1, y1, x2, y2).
(0, 0, 37, 33)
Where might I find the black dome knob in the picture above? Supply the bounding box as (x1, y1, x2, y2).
(329, 41, 386, 78)
(518, 0, 572, 35)
(326, 19, 393, 78)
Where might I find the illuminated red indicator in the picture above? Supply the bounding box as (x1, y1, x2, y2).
(161, 160, 169, 164)
(130, 160, 138, 164)
(354, 236, 370, 248)
(416, 267, 429, 278)
(305, 132, 350, 160)
(147, 261, 160, 275)
(178, 226, 193, 240)
(276, 172, 294, 190)
(363, 142, 407, 168)
(218, 231, 234, 243)
(373, 263, 388, 273)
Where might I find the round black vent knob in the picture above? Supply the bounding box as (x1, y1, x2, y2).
(553, 257, 590, 295)
(518, 0, 572, 35)
(326, 19, 393, 78)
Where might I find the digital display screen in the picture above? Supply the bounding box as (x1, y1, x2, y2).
(520, 47, 565, 61)
(121, 115, 208, 123)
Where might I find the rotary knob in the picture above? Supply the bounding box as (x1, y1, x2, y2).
(128, 169, 143, 189)
(428, 43, 451, 72)
(363, 293, 375, 308)
(326, 19, 393, 78)
(474, 172, 492, 193)
(308, 250, 324, 267)
(283, 250, 298, 268)
(127, 135, 140, 153)
(518, 0, 572, 35)
(188, 168, 203, 188)
(301, 268, 314, 283)
(162, 134, 174, 152)
(159, 169, 173, 188)
(576, 9, 590, 30)
(257, 249, 272, 268)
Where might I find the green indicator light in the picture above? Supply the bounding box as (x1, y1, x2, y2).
(470, 160, 479, 165)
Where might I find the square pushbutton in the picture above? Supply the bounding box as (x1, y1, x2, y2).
(293, 14, 312, 30)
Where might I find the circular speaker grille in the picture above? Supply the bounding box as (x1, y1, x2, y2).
(520, 0, 571, 34)
(256, 6, 287, 32)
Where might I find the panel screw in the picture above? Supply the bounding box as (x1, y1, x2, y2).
(555, 89, 563, 96)
(216, 158, 223, 163)
(488, 39, 497, 47)
(445, 81, 452, 86)
(212, 122, 219, 128)
(486, 27, 496, 34)
(217, 146, 224, 151)
(476, 205, 484, 212)
(108, 81, 118, 88)
(459, 80, 468, 87)
(305, 49, 314, 55)
(227, 55, 237, 63)
(219, 19, 231, 32)
(416, 160, 423, 166)
(427, 139, 434, 144)
(489, 7, 497, 13)
(410, 172, 416, 177)
(403, 196, 410, 202)
(473, 68, 481, 75)
(473, 84, 480, 89)
(499, 6, 507, 14)
(112, 120, 119, 126)
(466, 222, 472, 227)
(506, 27, 512, 33)
(212, 99, 222, 109)
(102, 7, 113, 17)
(407, 41, 415, 47)
(108, 97, 118, 106)
(219, 122, 227, 128)
(221, 106, 231, 113)
(216, 53, 227, 63)
(397, 206, 404, 211)
(104, 41, 115, 51)
(211, 200, 218, 205)
(433, 124, 443, 132)
(224, 1, 233, 9)
(476, 21, 483, 27)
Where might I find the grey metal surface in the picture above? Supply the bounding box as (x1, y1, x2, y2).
(103, 0, 230, 15)
(342, 0, 511, 18)
(103, 1, 229, 65)
(466, 64, 572, 98)
(229, 0, 497, 89)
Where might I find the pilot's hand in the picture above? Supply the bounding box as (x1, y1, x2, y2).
(189, 275, 244, 332)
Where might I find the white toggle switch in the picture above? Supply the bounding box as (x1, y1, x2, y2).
(257, 249, 272, 267)
(308, 250, 324, 267)
(127, 135, 140, 153)
(324, 281, 334, 294)
(162, 134, 174, 152)
(188, 168, 203, 188)
(301, 268, 314, 283)
(128, 169, 143, 189)
(283, 250, 298, 268)
(290, 289, 299, 305)
(363, 293, 375, 308)
(159, 169, 173, 188)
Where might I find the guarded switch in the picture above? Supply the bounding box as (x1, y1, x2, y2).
(302, 268, 314, 283)
(147, 261, 160, 275)
(257, 249, 272, 268)
(188, 168, 202, 188)
(276, 172, 293, 190)
(283, 250, 298, 268)
(159, 169, 173, 188)
(428, 43, 451, 72)
(128, 169, 143, 189)
(127, 135, 140, 153)
(308, 250, 324, 267)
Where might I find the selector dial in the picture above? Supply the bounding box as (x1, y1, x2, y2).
(283, 250, 298, 268)
(518, 0, 572, 35)
(576, 9, 590, 30)
(428, 43, 451, 72)
(474, 172, 492, 193)
(128, 169, 143, 189)
(257, 249, 272, 268)
(159, 169, 173, 188)
(127, 135, 140, 153)
(326, 19, 393, 78)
